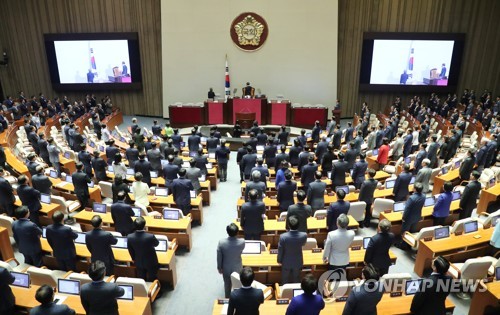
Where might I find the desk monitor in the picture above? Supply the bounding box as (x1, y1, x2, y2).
(434, 227, 450, 240)
(305, 133, 312, 138)
(163, 209, 180, 220)
(40, 193, 51, 204)
(405, 279, 422, 296)
(207, 162, 213, 169)
(126, 168, 135, 176)
(189, 151, 197, 158)
(75, 232, 86, 244)
(292, 289, 318, 297)
(327, 172, 332, 179)
(200, 174, 206, 182)
(492, 216, 500, 227)
(89, 141, 95, 148)
(190, 190, 196, 199)
(489, 178, 496, 187)
(393, 202, 405, 212)
(180, 141, 185, 148)
(65, 175, 73, 183)
(363, 237, 371, 249)
(182, 160, 190, 168)
(150, 171, 158, 178)
(117, 285, 134, 300)
(155, 239, 168, 252)
(93, 203, 107, 213)
(42, 227, 47, 238)
(112, 237, 128, 249)
(88, 181, 95, 188)
(385, 180, 395, 189)
(441, 167, 448, 175)
(208, 152, 215, 159)
(404, 157, 411, 164)
(349, 169, 354, 177)
(107, 165, 114, 173)
(58, 279, 80, 295)
(155, 187, 168, 197)
(452, 191, 461, 201)
(454, 160, 461, 169)
(131, 207, 141, 217)
(242, 241, 262, 254)
(64, 152, 71, 159)
(99, 145, 105, 152)
(424, 196, 436, 207)
(10, 272, 30, 288)
(336, 186, 349, 195)
(200, 137, 207, 143)
(464, 221, 478, 234)
(49, 170, 58, 179)
(120, 137, 126, 143)
(496, 267, 500, 281)
(410, 176, 416, 185)
(372, 149, 379, 156)
(256, 145, 264, 152)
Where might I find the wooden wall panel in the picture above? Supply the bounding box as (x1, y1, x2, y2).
(0, 0, 162, 117)
(338, 0, 500, 117)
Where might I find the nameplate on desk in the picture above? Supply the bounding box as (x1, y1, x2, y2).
(270, 249, 278, 254)
(154, 215, 162, 220)
(217, 299, 229, 305)
(312, 248, 322, 253)
(351, 246, 361, 251)
(483, 276, 493, 283)
(236, 218, 241, 222)
(473, 234, 482, 239)
(277, 217, 286, 222)
(316, 216, 325, 220)
(423, 237, 433, 242)
(335, 296, 348, 302)
(276, 299, 289, 305)
(258, 267, 268, 272)
(384, 209, 392, 213)
(455, 231, 463, 236)
(390, 292, 403, 297)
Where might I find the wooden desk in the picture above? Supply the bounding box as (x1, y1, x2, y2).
(469, 280, 500, 315)
(73, 210, 193, 251)
(0, 227, 14, 261)
(12, 285, 152, 315)
(432, 169, 459, 195)
(414, 227, 494, 276)
(477, 183, 500, 214)
(59, 155, 76, 174)
(49, 177, 102, 203)
(14, 197, 61, 225)
(4, 148, 29, 176)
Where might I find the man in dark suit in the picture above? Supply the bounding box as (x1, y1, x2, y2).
(31, 165, 53, 195)
(345, 122, 354, 144)
(92, 151, 108, 182)
(127, 217, 160, 281)
(364, 219, 394, 276)
(78, 144, 93, 177)
(326, 189, 350, 232)
(277, 171, 297, 212)
(398, 183, 426, 248)
(37, 133, 51, 165)
(287, 190, 312, 233)
(241, 189, 266, 240)
(111, 191, 135, 236)
(72, 126, 85, 152)
(134, 153, 152, 186)
(278, 216, 307, 284)
(427, 135, 440, 168)
(86, 215, 118, 275)
(0, 266, 15, 315)
(17, 175, 42, 226)
(81, 261, 125, 315)
(300, 156, 318, 193)
(315, 136, 329, 162)
(459, 148, 476, 181)
(414, 143, 428, 173)
(26, 153, 40, 176)
(241, 146, 257, 180)
(274, 145, 289, 171)
(12, 206, 43, 266)
(250, 158, 269, 184)
(105, 140, 120, 165)
(172, 168, 194, 215)
(125, 141, 140, 167)
(46, 211, 78, 271)
(245, 171, 266, 202)
(351, 153, 368, 189)
(358, 168, 378, 228)
(187, 128, 201, 153)
(227, 267, 264, 315)
(30, 285, 76, 315)
(217, 223, 245, 298)
(277, 125, 289, 145)
(330, 152, 349, 190)
(27, 127, 40, 155)
(342, 265, 383, 314)
(0, 146, 6, 169)
(215, 140, 231, 182)
(321, 144, 335, 176)
(206, 131, 219, 153)
(297, 146, 311, 172)
(247, 132, 258, 152)
(162, 155, 180, 192)
(459, 171, 482, 219)
(393, 164, 412, 202)
(411, 256, 452, 315)
(307, 171, 326, 211)
(332, 125, 342, 149)
(72, 162, 91, 210)
(194, 148, 209, 175)
(0, 167, 16, 216)
(288, 140, 301, 167)
(344, 142, 357, 170)
(146, 142, 164, 173)
(403, 129, 413, 158)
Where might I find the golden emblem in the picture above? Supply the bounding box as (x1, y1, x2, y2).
(234, 15, 265, 46)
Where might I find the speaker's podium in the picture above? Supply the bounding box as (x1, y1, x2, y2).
(224, 98, 268, 125)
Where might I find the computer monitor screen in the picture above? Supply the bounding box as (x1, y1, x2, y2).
(107, 165, 114, 173)
(75, 232, 86, 244)
(405, 279, 422, 295)
(93, 203, 107, 213)
(126, 168, 135, 176)
(454, 160, 461, 169)
(89, 141, 95, 148)
(120, 137, 126, 143)
(182, 161, 190, 168)
(452, 191, 461, 201)
(208, 153, 215, 159)
(180, 141, 185, 148)
(441, 167, 448, 175)
(88, 181, 95, 188)
(40, 193, 51, 204)
(150, 171, 158, 178)
(99, 145, 105, 152)
(490, 178, 496, 186)
(424, 197, 436, 207)
(464, 221, 478, 234)
(58, 279, 80, 295)
(363, 237, 371, 249)
(10, 272, 30, 288)
(256, 145, 264, 151)
(410, 176, 416, 184)
(155, 187, 168, 197)
(405, 157, 411, 164)
(292, 289, 318, 297)
(131, 207, 141, 217)
(336, 186, 349, 195)
(189, 152, 197, 158)
(496, 267, 500, 281)
(64, 152, 71, 159)
(65, 175, 73, 183)
(242, 241, 262, 254)
(393, 202, 405, 212)
(327, 172, 332, 179)
(207, 162, 213, 169)
(190, 190, 196, 199)
(49, 170, 58, 178)
(112, 237, 128, 249)
(117, 285, 134, 300)
(434, 227, 450, 240)
(200, 137, 207, 143)
(42, 227, 47, 238)
(155, 239, 168, 252)
(305, 133, 312, 138)
(385, 180, 395, 189)
(163, 209, 180, 220)
(200, 174, 206, 182)
(372, 149, 379, 156)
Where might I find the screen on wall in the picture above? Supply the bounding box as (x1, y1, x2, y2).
(359, 33, 465, 93)
(44, 33, 142, 91)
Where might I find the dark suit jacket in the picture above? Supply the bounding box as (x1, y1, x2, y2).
(0, 146, 6, 168)
(241, 153, 257, 177)
(321, 151, 335, 172)
(326, 201, 350, 231)
(125, 147, 139, 166)
(73, 133, 85, 152)
(410, 274, 452, 315)
(342, 282, 383, 315)
(351, 160, 368, 188)
(358, 178, 378, 204)
(78, 151, 93, 176)
(172, 177, 194, 206)
(364, 232, 395, 271)
(300, 163, 318, 190)
(315, 141, 328, 162)
(111, 201, 135, 236)
(17, 184, 41, 213)
(459, 156, 476, 180)
(27, 161, 39, 176)
(277, 180, 297, 211)
(105, 146, 120, 165)
(29, 302, 75, 315)
(307, 180, 326, 210)
(460, 180, 482, 215)
(0, 177, 15, 210)
(86, 228, 118, 264)
(245, 181, 266, 201)
(81, 281, 124, 315)
(147, 148, 163, 172)
(163, 163, 180, 182)
(289, 146, 301, 166)
(241, 200, 266, 234)
(275, 152, 290, 169)
(134, 160, 152, 184)
(330, 160, 349, 187)
(227, 287, 264, 315)
(31, 173, 53, 195)
(403, 134, 413, 157)
(92, 157, 108, 181)
(12, 218, 42, 256)
(46, 223, 78, 260)
(188, 135, 201, 152)
(403, 192, 426, 225)
(72, 171, 91, 197)
(277, 230, 307, 269)
(286, 203, 312, 233)
(344, 149, 357, 169)
(393, 171, 412, 202)
(127, 230, 160, 269)
(0, 267, 15, 313)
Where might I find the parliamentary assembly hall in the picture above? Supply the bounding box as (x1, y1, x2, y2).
(0, 0, 499, 314)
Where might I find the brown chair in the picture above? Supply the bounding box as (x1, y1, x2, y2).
(235, 112, 256, 130)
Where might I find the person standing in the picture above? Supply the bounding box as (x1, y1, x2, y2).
(459, 171, 482, 219)
(172, 168, 194, 215)
(415, 159, 432, 194)
(240, 189, 266, 240)
(46, 211, 78, 271)
(86, 215, 118, 276)
(12, 206, 43, 267)
(306, 171, 326, 211)
(217, 223, 245, 298)
(227, 267, 264, 315)
(398, 183, 425, 248)
(111, 191, 135, 236)
(0, 266, 15, 315)
(364, 219, 395, 276)
(277, 171, 297, 212)
(287, 190, 312, 233)
(342, 265, 383, 315)
(215, 141, 230, 182)
(72, 162, 91, 210)
(16, 175, 42, 226)
(330, 153, 349, 190)
(0, 167, 16, 216)
(30, 285, 76, 315)
(186, 159, 202, 194)
(358, 168, 378, 228)
(326, 189, 350, 232)
(244, 171, 266, 202)
(432, 181, 454, 226)
(285, 274, 325, 315)
(351, 153, 368, 190)
(127, 217, 160, 281)
(278, 216, 307, 284)
(323, 214, 355, 271)
(459, 149, 476, 181)
(31, 166, 52, 195)
(377, 138, 390, 169)
(134, 153, 152, 186)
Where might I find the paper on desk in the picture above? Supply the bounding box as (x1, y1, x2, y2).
(54, 294, 67, 304)
(56, 182, 67, 188)
(220, 304, 228, 315)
